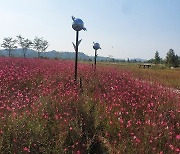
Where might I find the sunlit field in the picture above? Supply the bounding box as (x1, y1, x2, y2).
(101, 62, 180, 90)
(0, 58, 179, 153)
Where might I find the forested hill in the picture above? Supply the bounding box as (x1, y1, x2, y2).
(0, 49, 131, 62)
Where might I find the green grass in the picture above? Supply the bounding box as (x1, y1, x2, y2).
(99, 62, 180, 90)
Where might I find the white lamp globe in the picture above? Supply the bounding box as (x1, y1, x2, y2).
(72, 17, 86, 31)
(93, 42, 101, 50)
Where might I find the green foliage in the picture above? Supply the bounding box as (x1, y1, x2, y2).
(16, 35, 33, 58)
(1, 35, 49, 58)
(33, 37, 49, 58)
(0, 105, 65, 153)
(1, 37, 17, 57)
(154, 51, 161, 64)
(165, 49, 179, 67)
(147, 58, 155, 63)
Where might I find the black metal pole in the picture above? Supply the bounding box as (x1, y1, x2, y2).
(75, 31, 79, 81)
(94, 50, 97, 67)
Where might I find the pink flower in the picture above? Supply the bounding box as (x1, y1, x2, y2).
(127, 120, 131, 128)
(70, 127, 73, 131)
(176, 134, 180, 140)
(169, 144, 174, 150)
(23, 147, 30, 152)
(76, 150, 81, 154)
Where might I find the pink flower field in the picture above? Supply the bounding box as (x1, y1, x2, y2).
(0, 57, 179, 153)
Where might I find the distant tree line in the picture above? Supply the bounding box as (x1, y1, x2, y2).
(148, 49, 180, 67)
(1, 35, 49, 58)
(1, 36, 179, 67)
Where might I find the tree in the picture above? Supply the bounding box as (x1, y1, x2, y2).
(154, 51, 160, 64)
(16, 35, 33, 58)
(165, 49, 178, 67)
(1, 37, 17, 57)
(147, 58, 155, 63)
(174, 54, 179, 67)
(41, 40, 49, 53)
(33, 37, 49, 58)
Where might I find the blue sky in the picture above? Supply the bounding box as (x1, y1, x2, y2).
(0, 0, 179, 59)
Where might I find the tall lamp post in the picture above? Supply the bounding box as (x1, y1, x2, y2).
(93, 42, 101, 68)
(72, 16, 86, 81)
